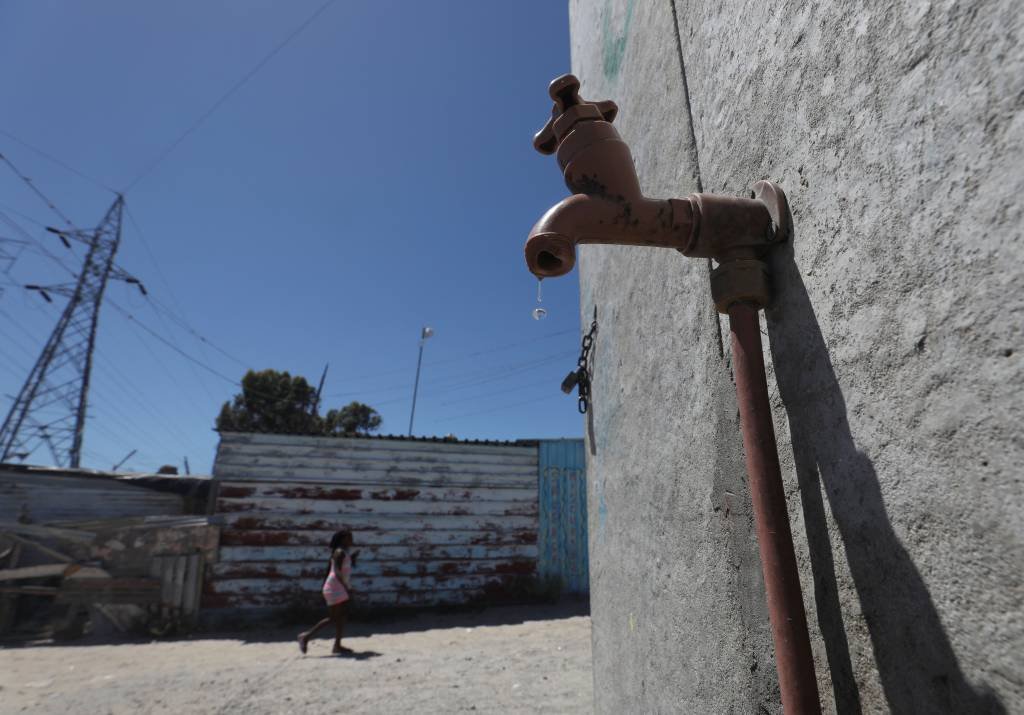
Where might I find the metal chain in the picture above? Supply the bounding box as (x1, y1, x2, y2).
(561, 314, 598, 413)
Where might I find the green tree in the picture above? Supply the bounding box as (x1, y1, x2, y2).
(215, 370, 383, 437)
(324, 401, 383, 436)
(216, 369, 321, 434)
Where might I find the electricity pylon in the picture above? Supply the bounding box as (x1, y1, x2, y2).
(0, 194, 142, 467)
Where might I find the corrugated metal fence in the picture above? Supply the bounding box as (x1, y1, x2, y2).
(0, 465, 185, 523)
(205, 433, 540, 613)
(537, 439, 589, 596)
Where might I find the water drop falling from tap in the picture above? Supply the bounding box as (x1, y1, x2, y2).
(532, 278, 547, 320)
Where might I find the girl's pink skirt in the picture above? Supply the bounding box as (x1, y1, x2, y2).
(322, 573, 349, 606)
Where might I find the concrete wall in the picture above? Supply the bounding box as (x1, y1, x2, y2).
(567, 1, 1022, 712)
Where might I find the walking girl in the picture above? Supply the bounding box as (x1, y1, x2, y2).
(298, 529, 355, 655)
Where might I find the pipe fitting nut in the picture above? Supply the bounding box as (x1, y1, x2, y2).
(710, 259, 771, 313)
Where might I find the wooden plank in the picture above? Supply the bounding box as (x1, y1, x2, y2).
(55, 515, 214, 531)
(215, 445, 538, 468)
(0, 521, 94, 543)
(218, 432, 536, 458)
(0, 585, 58, 596)
(182, 553, 201, 617)
(7, 533, 73, 563)
(212, 557, 536, 580)
(58, 578, 162, 605)
(156, 557, 171, 606)
(219, 527, 537, 548)
(203, 586, 488, 609)
(64, 566, 110, 580)
(215, 496, 537, 517)
(217, 483, 537, 503)
(0, 564, 69, 581)
(0, 542, 20, 633)
(0, 564, 107, 582)
(218, 543, 538, 563)
(208, 573, 511, 595)
(220, 513, 537, 532)
(212, 464, 535, 488)
(171, 556, 187, 611)
(214, 456, 537, 477)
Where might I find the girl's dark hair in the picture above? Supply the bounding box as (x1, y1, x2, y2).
(330, 529, 352, 550)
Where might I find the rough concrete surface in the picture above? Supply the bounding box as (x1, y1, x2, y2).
(568, 1, 777, 712)
(0, 607, 592, 714)
(567, 0, 1022, 712)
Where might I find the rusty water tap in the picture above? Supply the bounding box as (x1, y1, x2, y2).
(525, 74, 791, 312)
(527, 75, 822, 714)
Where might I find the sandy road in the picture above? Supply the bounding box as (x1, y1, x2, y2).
(0, 605, 592, 714)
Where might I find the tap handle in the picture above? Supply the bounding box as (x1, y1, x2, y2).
(533, 74, 618, 155)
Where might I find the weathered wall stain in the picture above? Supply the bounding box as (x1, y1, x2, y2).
(601, 0, 634, 81)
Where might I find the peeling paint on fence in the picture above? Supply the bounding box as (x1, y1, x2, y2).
(205, 433, 540, 613)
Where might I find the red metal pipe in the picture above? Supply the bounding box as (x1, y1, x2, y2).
(728, 302, 821, 714)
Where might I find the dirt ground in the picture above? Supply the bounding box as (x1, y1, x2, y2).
(0, 604, 592, 714)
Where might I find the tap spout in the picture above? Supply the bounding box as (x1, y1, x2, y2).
(526, 194, 695, 278)
(524, 72, 784, 289)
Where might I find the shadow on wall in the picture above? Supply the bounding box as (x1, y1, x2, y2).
(765, 240, 1005, 715)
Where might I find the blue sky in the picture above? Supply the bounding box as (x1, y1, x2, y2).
(0, 1, 581, 473)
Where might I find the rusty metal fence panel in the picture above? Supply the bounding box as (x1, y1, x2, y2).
(537, 439, 588, 596)
(0, 466, 185, 523)
(205, 433, 539, 613)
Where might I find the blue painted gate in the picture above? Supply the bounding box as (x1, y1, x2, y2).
(537, 439, 589, 597)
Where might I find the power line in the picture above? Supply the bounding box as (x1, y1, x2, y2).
(95, 366, 197, 443)
(0, 177, 226, 462)
(1, 153, 577, 441)
(434, 394, 565, 423)
(438, 378, 556, 407)
(106, 302, 238, 385)
(82, 419, 156, 468)
(89, 358, 199, 450)
(0, 208, 78, 277)
(5, 178, 569, 422)
(85, 398, 171, 462)
(363, 351, 575, 409)
(0, 193, 206, 467)
(0, 201, 47, 229)
(2, 139, 249, 379)
(0, 152, 76, 227)
(109, 309, 221, 438)
(2, 300, 201, 454)
(0, 341, 31, 375)
(436, 351, 576, 394)
(146, 295, 250, 367)
(81, 447, 119, 470)
(0, 129, 117, 194)
(123, 0, 340, 192)
(0, 196, 125, 466)
(137, 291, 222, 404)
(3, 193, 248, 381)
(106, 301, 290, 406)
(123, 206, 249, 367)
(327, 328, 576, 394)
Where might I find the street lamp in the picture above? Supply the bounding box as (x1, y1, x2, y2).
(408, 326, 434, 436)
